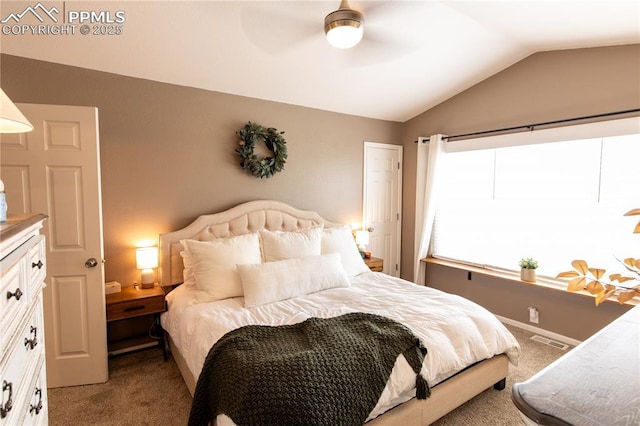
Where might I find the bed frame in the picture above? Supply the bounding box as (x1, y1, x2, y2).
(158, 200, 509, 425)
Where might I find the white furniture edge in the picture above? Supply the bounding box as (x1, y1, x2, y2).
(159, 200, 510, 425)
(0, 214, 48, 424)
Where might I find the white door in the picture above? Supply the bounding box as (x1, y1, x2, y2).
(0, 103, 108, 387)
(363, 142, 402, 276)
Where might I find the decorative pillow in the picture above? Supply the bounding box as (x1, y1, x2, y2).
(239, 253, 350, 308)
(180, 250, 197, 287)
(180, 233, 262, 300)
(321, 226, 370, 277)
(259, 225, 323, 262)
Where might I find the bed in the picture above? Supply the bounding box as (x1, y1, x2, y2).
(158, 200, 520, 425)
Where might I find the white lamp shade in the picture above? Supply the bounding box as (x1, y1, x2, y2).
(136, 247, 158, 270)
(0, 88, 34, 133)
(355, 230, 370, 246)
(136, 246, 158, 287)
(326, 24, 363, 49)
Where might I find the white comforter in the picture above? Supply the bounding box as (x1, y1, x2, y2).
(161, 271, 520, 422)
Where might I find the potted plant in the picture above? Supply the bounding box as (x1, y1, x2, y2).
(556, 208, 639, 306)
(519, 257, 539, 282)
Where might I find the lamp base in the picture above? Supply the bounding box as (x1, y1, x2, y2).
(140, 269, 155, 289)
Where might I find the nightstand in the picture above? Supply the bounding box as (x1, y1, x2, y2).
(364, 256, 383, 272)
(106, 285, 167, 361)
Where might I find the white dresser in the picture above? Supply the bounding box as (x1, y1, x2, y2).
(0, 214, 48, 425)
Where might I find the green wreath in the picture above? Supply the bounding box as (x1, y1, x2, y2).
(235, 122, 288, 179)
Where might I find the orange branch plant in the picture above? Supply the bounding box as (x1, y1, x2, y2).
(556, 209, 640, 306)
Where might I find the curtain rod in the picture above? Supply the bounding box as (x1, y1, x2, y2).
(415, 108, 640, 143)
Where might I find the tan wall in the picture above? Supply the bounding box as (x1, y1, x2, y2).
(2, 45, 638, 338)
(402, 44, 639, 337)
(1, 54, 402, 286)
(402, 44, 640, 280)
(425, 263, 632, 341)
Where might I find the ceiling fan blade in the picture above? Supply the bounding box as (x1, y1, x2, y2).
(240, 3, 324, 53)
(357, 0, 426, 21)
(337, 1, 433, 66)
(344, 34, 418, 66)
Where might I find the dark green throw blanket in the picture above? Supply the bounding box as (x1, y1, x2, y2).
(188, 312, 430, 426)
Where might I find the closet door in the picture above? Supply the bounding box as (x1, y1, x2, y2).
(363, 142, 403, 277)
(0, 104, 108, 387)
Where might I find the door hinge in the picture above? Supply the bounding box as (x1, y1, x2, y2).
(397, 162, 400, 170)
(397, 213, 400, 220)
(395, 264, 399, 271)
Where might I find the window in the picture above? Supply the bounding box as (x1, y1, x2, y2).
(431, 119, 640, 280)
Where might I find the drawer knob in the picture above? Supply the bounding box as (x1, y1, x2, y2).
(32, 260, 43, 269)
(0, 381, 13, 419)
(24, 326, 38, 350)
(6, 288, 23, 301)
(29, 388, 43, 416)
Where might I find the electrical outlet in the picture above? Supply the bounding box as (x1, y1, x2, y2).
(528, 306, 539, 324)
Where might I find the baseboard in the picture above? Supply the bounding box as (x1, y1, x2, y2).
(497, 315, 582, 347)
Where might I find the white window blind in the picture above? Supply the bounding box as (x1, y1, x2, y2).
(432, 118, 640, 279)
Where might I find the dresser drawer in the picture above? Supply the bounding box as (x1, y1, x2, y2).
(26, 237, 45, 297)
(106, 295, 165, 321)
(16, 357, 47, 426)
(0, 255, 28, 354)
(0, 306, 43, 424)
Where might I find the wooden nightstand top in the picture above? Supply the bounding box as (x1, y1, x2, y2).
(364, 256, 383, 272)
(106, 285, 165, 322)
(106, 284, 163, 302)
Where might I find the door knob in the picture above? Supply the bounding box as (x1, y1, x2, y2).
(367, 227, 374, 232)
(85, 258, 98, 268)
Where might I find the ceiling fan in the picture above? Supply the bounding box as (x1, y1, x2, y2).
(239, 1, 424, 64)
(324, 0, 365, 49)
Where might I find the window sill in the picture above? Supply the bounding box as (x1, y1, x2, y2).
(422, 257, 638, 307)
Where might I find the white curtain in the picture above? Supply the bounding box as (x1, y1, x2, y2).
(413, 134, 447, 284)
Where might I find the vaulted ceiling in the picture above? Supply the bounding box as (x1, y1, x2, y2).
(1, 1, 639, 121)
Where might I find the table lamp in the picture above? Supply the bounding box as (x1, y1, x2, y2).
(136, 246, 158, 289)
(355, 230, 370, 259)
(0, 88, 34, 133)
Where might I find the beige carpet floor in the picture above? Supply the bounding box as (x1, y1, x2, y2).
(48, 324, 571, 425)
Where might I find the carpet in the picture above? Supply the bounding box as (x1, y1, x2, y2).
(48, 324, 571, 425)
(432, 324, 569, 425)
(48, 348, 192, 425)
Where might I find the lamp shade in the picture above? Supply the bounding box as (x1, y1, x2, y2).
(324, 0, 364, 49)
(136, 247, 158, 270)
(355, 230, 370, 246)
(0, 88, 34, 133)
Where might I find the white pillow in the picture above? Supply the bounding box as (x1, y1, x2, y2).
(321, 226, 370, 277)
(180, 233, 262, 300)
(180, 250, 196, 286)
(239, 253, 350, 308)
(259, 225, 323, 262)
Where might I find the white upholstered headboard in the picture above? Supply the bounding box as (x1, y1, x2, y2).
(158, 200, 340, 287)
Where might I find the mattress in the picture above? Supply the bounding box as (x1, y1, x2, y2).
(161, 271, 520, 422)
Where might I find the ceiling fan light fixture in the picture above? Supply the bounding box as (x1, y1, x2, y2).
(324, 0, 364, 49)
